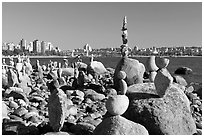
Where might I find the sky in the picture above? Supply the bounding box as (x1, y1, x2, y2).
(2, 2, 202, 50)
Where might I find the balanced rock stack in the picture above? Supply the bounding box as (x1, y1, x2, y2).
(94, 71, 149, 135)
(154, 57, 173, 97)
(146, 56, 159, 82)
(114, 16, 145, 89)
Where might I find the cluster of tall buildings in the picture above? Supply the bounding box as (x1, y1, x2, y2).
(2, 39, 61, 53)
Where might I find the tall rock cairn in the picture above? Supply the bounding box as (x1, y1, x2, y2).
(121, 16, 129, 57)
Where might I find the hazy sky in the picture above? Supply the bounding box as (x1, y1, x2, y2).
(2, 2, 202, 50)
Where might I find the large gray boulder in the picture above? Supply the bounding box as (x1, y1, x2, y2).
(123, 83, 196, 135)
(94, 115, 148, 135)
(114, 57, 145, 90)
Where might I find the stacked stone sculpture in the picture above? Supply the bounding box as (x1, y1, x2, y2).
(94, 71, 148, 135)
(106, 71, 129, 115)
(146, 56, 159, 82)
(154, 56, 173, 97)
(121, 16, 129, 57)
(114, 16, 145, 89)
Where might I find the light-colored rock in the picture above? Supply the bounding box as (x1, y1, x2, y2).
(106, 95, 129, 115)
(154, 68, 173, 97)
(44, 132, 70, 135)
(87, 55, 107, 75)
(118, 79, 128, 95)
(114, 57, 145, 89)
(61, 67, 75, 77)
(117, 70, 126, 79)
(94, 115, 149, 135)
(2, 101, 9, 119)
(84, 89, 105, 101)
(173, 75, 188, 87)
(123, 83, 196, 135)
(146, 56, 159, 72)
(149, 71, 157, 82)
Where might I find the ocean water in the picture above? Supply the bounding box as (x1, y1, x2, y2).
(3, 56, 202, 84)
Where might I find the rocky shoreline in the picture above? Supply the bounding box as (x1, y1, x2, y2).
(2, 54, 202, 135)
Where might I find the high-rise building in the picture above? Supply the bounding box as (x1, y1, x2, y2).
(33, 39, 41, 53)
(7, 43, 15, 51)
(19, 39, 27, 51)
(27, 42, 33, 52)
(47, 42, 53, 51)
(41, 41, 47, 53)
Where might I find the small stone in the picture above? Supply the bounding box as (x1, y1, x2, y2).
(185, 86, 194, 93)
(196, 122, 202, 129)
(117, 71, 126, 80)
(118, 79, 127, 95)
(67, 105, 78, 116)
(105, 88, 117, 97)
(149, 71, 157, 82)
(72, 90, 85, 98)
(44, 131, 70, 135)
(13, 107, 28, 117)
(105, 95, 129, 116)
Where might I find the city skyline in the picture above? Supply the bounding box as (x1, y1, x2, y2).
(2, 2, 202, 50)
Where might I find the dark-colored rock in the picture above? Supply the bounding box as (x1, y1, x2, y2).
(2, 121, 39, 135)
(84, 89, 105, 101)
(175, 67, 193, 75)
(94, 115, 148, 135)
(69, 122, 95, 135)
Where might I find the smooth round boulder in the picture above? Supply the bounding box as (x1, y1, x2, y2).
(105, 95, 129, 115)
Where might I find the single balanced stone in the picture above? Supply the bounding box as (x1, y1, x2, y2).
(154, 68, 173, 97)
(155, 56, 170, 69)
(48, 79, 67, 132)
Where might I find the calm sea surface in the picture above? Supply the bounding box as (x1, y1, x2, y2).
(3, 56, 202, 84)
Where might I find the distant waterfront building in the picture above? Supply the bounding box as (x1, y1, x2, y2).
(7, 42, 15, 51)
(41, 41, 47, 53)
(33, 39, 41, 53)
(2, 42, 8, 50)
(47, 42, 53, 51)
(19, 39, 27, 51)
(27, 42, 33, 52)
